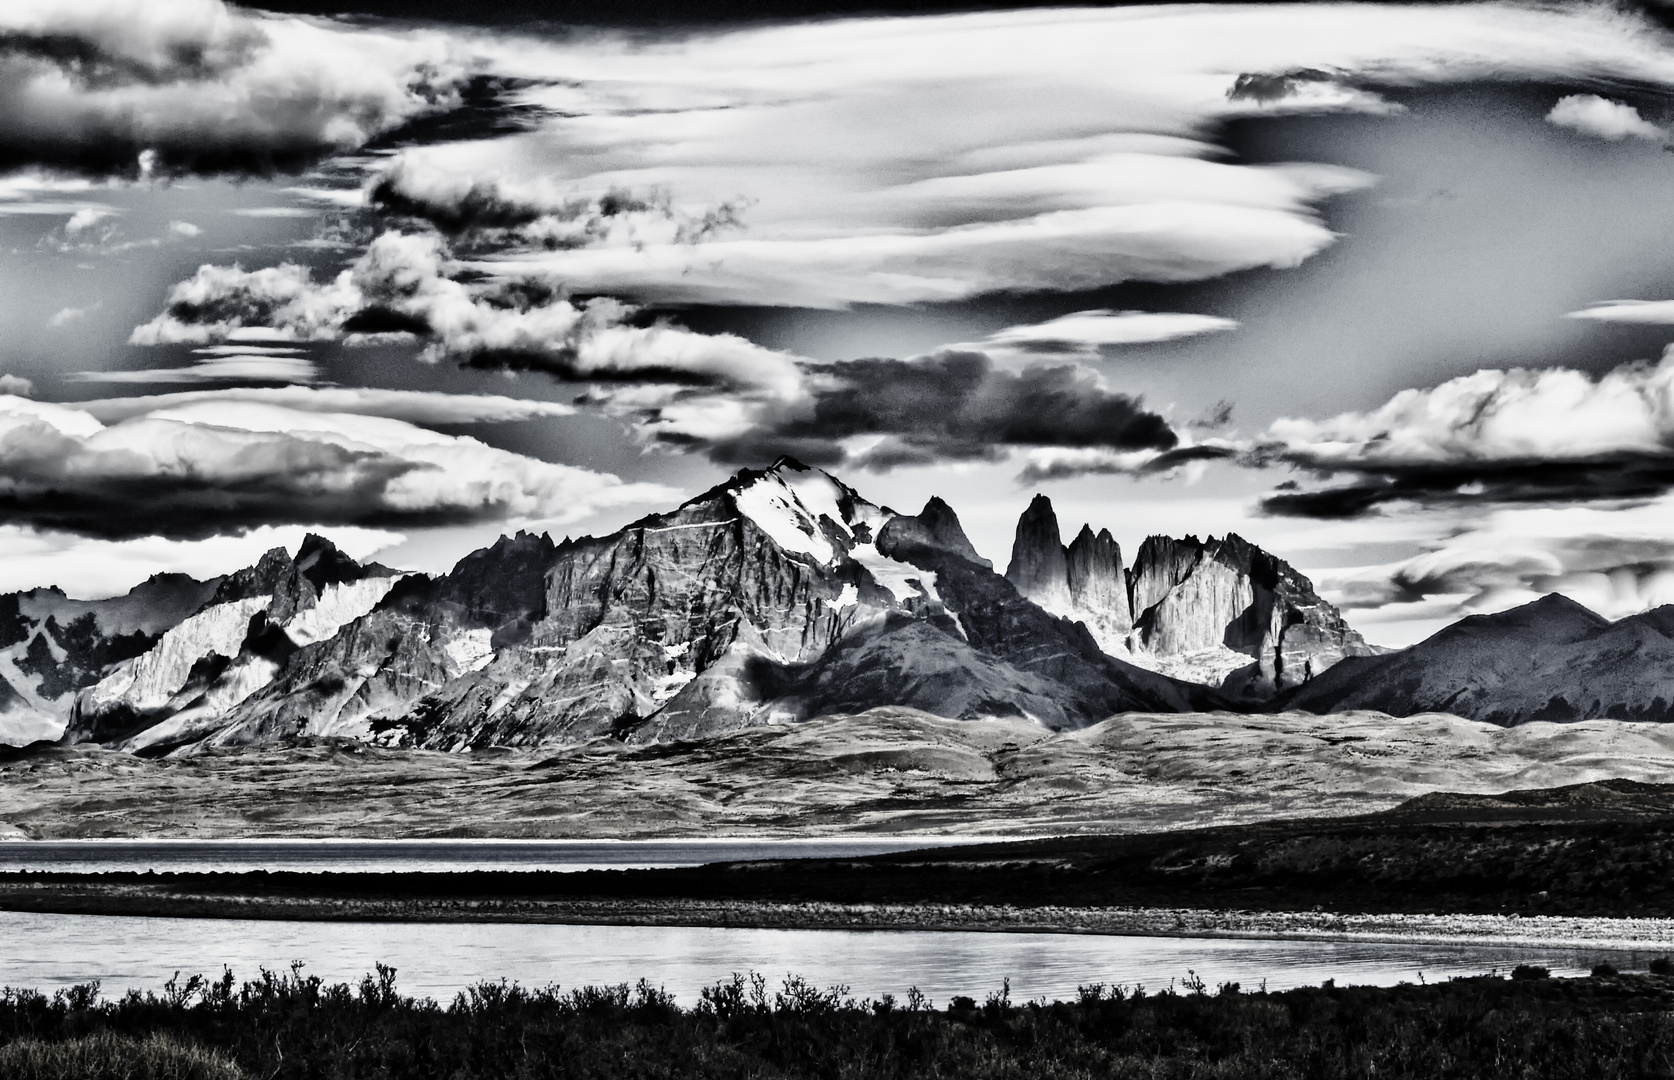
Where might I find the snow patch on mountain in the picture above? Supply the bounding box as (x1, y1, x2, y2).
(85, 597, 270, 715)
(119, 656, 282, 754)
(441, 627, 495, 677)
(851, 543, 940, 604)
(1122, 643, 1257, 688)
(284, 576, 405, 647)
(733, 472, 840, 565)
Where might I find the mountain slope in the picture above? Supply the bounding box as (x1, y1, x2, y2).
(1282, 593, 1674, 725)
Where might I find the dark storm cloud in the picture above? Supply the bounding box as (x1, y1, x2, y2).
(697, 350, 1181, 471)
(1258, 460, 1674, 519)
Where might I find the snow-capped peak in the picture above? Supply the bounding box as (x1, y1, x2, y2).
(732, 458, 881, 566)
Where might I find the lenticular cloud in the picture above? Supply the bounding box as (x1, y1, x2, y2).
(0, 394, 671, 539)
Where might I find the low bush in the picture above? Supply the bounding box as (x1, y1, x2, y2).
(1510, 964, 1549, 981)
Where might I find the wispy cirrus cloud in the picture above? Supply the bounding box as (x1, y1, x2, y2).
(74, 385, 579, 427)
(1566, 299, 1674, 324)
(72, 354, 321, 385)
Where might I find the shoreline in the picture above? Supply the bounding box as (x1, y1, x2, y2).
(4, 884, 1674, 951)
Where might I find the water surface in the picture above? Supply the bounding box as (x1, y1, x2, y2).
(0, 912, 1644, 1004)
(0, 838, 972, 874)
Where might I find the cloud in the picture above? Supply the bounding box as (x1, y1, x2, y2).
(1315, 497, 1674, 636)
(75, 386, 579, 428)
(481, 198, 1354, 309)
(0, 393, 671, 540)
(396, 2, 1674, 308)
(47, 303, 98, 327)
(0, 375, 33, 397)
(0, 0, 470, 176)
(1255, 352, 1674, 517)
(1566, 299, 1674, 324)
(956, 309, 1238, 360)
(63, 208, 113, 236)
(367, 154, 746, 252)
(168, 221, 202, 238)
(73, 355, 320, 385)
(131, 231, 808, 408)
(689, 350, 1182, 473)
(1546, 94, 1665, 142)
(1017, 442, 1239, 483)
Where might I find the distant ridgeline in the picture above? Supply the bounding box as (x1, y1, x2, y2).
(0, 458, 1657, 754)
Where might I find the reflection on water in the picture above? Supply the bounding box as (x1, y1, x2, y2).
(0, 838, 973, 874)
(0, 912, 1647, 1004)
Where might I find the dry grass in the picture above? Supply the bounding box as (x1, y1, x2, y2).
(0, 1031, 241, 1079)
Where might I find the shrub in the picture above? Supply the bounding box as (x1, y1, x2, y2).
(1510, 965, 1550, 981)
(1592, 962, 1620, 978)
(1650, 957, 1673, 976)
(0, 1032, 241, 1080)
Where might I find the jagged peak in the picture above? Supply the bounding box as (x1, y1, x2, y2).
(294, 532, 337, 563)
(877, 497, 991, 569)
(1005, 493, 1069, 598)
(1021, 492, 1057, 519)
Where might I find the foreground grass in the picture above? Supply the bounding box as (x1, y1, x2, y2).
(5, 965, 1674, 1079)
(0, 1030, 240, 1079)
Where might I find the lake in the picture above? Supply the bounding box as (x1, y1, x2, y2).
(0, 839, 1652, 1004)
(0, 911, 1646, 1004)
(0, 837, 975, 874)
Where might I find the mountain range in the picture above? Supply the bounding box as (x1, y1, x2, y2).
(0, 458, 1665, 754)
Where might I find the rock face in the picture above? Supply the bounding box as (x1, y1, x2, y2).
(1004, 496, 1374, 696)
(0, 574, 218, 746)
(1284, 593, 1674, 725)
(1005, 495, 1072, 613)
(1004, 497, 1132, 654)
(43, 459, 1224, 755)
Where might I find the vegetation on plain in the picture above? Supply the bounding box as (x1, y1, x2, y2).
(6, 963, 1674, 1078)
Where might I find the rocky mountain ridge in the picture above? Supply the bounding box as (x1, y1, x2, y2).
(0, 460, 1231, 754)
(1004, 494, 1375, 696)
(13, 458, 1633, 756)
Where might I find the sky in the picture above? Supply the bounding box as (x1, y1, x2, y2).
(5, 0, 1674, 646)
